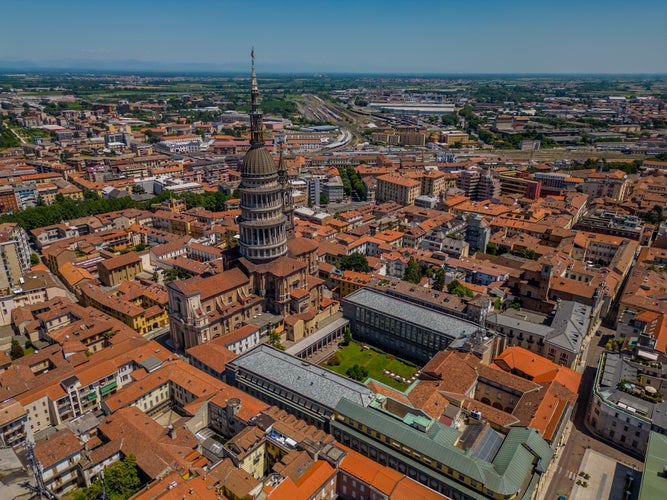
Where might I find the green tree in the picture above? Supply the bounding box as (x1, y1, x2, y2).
(441, 112, 458, 127)
(341, 327, 352, 346)
(30, 253, 40, 266)
(327, 353, 341, 366)
(486, 242, 497, 256)
(132, 184, 146, 194)
(269, 330, 285, 350)
(346, 364, 368, 381)
(645, 204, 665, 225)
(320, 193, 329, 205)
(70, 454, 140, 500)
(103, 454, 141, 499)
(0, 121, 21, 149)
(519, 248, 538, 260)
(447, 280, 474, 298)
(164, 268, 191, 282)
(10, 340, 24, 360)
(338, 253, 370, 273)
(403, 257, 422, 284)
(432, 268, 446, 291)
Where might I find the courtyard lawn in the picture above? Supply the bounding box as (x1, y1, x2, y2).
(323, 342, 418, 391)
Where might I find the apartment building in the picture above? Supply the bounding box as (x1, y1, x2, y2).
(577, 169, 630, 201)
(78, 281, 169, 336)
(97, 251, 143, 286)
(588, 351, 667, 455)
(0, 399, 28, 448)
(0, 222, 32, 291)
(34, 429, 82, 495)
(376, 174, 421, 206)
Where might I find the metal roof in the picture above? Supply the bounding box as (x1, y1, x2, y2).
(228, 345, 374, 411)
(639, 431, 667, 500)
(343, 287, 480, 339)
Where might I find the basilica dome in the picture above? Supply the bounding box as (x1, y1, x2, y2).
(241, 145, 277, 178)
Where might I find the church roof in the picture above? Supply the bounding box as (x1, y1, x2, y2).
(287, 237, 319, 256)
(241, 145, 277, 178)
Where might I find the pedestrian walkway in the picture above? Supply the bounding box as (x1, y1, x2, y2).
(570, 449, 640, 500)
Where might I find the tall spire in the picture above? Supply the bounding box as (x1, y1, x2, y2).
(250, 47, 264, 146)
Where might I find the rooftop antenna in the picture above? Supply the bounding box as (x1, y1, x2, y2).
(24, 440, 57, 500)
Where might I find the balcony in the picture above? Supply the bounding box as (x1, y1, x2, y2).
(100, 381, 118, 396)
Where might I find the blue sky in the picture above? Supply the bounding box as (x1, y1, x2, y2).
(1, 0, 666, 73)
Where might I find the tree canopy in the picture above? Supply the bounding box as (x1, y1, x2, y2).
(432, 267, 446, 291)
(645, 204, 665, 225)
(338, 253, 370, 273)
(447, 280, 474, 298)
(346, 364, 368, 381)
(403, 257, 422, 284)
(0, 190, 228, 231)
(71, 454, 141, 500)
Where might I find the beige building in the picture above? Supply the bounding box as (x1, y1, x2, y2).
(376, 174, 421, 206)
(0, 223, 32, 293)
(97, 252, 143, 286)
(577, 170, 630, 201)
(167, 268, 264, 350)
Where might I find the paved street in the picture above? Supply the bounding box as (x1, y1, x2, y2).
(540, 326, 644, 500)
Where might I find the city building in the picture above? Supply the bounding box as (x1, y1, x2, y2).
(342, 287, 484, 364)
(497, 171, 541, 200)
(34, 429, 82, 495)
(154, 134, 203, 153)
(167, 268, 264, 350)
(97, 252, 143, 287)
(332, 395, 553, 500)
(0, 399, 28, 448)
(588, 351, 667, 455)
(376, 174, 421, 206)
(486, 300, 591, 368)
(577, 169, 630, 202)
(0, 222, 32, 291)
(78, 281, 169, 336)
(226, 344, 374, 430)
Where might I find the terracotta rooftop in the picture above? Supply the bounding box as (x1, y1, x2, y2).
(98, 251, 141, 271)
(34, 428, 81, 469)
(169, 267, 249, 300)
(286, 237, 319, 256)
(492, 346, 581, 394)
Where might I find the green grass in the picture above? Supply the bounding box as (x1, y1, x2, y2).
(323, 342, 418, 391)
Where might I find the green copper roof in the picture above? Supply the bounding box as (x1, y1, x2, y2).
(335, 397, 553, 497)
(639, 431, 667, 500)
